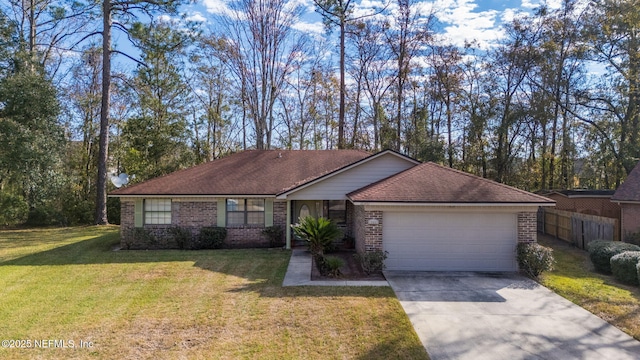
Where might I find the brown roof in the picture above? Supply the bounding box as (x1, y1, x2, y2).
(348, 162, 555, 204)
(110, 150, 370, 196)
(612, 161, 640, 202)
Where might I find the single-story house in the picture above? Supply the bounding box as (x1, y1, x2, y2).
(537, 189, 620, 219)
(611, 161, 640, 238)
(110, 149, 554, 271)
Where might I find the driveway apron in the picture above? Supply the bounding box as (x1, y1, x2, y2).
(385, 272, 640, 360)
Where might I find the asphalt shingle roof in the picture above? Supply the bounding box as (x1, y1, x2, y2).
(348, 162, 555, 204)
(612, 161, 640, 202)
(110, 150, 371, 196)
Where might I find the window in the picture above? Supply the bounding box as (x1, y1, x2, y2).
(227, 198, 265, 226)
(144, 199, 172, 225)
(328, 200, 346, 225)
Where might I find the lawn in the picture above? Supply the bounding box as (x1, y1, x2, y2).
(0, 226, 428, 359)
(538, 234, 640, 340)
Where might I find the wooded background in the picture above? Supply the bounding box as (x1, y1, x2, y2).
(0, 0, 638, 226)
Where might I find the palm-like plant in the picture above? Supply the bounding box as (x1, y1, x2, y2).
(291, 216, 341, 255)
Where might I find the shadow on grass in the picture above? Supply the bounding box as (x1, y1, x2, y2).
(0, 232, 394, 298)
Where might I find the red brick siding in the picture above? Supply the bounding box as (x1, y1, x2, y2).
(363, 210, 383, 252)
(119, 198, 287, 249)
(621, 204, 640, 237)
(517, 212, 537, 243)
(548, 194, 621, 219)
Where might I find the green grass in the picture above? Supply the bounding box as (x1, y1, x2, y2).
(538, 235, 640, 340)
(0, 226, 427, 359)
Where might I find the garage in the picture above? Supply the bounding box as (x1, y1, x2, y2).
(383, 211, 518, 271)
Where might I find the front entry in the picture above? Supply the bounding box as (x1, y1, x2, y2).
(293, 200, 321, 221)
(292, 200, 322, 246)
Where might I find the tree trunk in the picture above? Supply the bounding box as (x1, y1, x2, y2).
(95, 0, 111, 225)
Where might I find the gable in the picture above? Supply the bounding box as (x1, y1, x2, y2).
(277, 151, 419, 200)
(612, 161, 640, 203)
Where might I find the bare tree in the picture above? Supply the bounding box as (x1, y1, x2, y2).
(219, 0, 305, 150)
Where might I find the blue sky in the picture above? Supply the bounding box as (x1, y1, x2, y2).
(183, 0, 564, 49)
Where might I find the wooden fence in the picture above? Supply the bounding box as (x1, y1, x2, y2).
(538, 208, 619, 249)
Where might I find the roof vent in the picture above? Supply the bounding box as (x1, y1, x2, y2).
(278, 152, 282, 158)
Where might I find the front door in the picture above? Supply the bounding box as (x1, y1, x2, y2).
(292, 200, 322, 246)
(294, 200, 321, 221)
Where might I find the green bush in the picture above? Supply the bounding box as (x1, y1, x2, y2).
(291, 216, 341, 256)
(324, 256, 344, 278)
(198, 227, 226, 249)
(168, 226, 193, 250)
(354, 250, 388, 275)
(610, 251, 640, 285)
(517, 242, 555, 279)
(123, 228, 157, 250)
(625, 232, 640, 246)
(262, 225, 284, 247)
(0, 192, 28, 226)
(588, 240, 640, 274)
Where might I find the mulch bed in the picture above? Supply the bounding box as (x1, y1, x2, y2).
(311, 250, 386, 281)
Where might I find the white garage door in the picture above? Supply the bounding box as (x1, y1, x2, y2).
(383, 211, 517, 271)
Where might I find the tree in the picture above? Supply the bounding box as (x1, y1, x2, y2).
(121, 20, 194, 180)
(384, 0, 432, 151)
(220, 0, 305, 150)
(94, 0, 187, 225)
(0, 65, 65, 222)
(581, 0, 640, 185)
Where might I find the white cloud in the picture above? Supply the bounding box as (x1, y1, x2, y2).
(202, 0, 235, 16)
(292, 20, 326, 37)
(522, 0, 562, 10)
(186, 12, 207, 23)
(427, 0, 505, 48)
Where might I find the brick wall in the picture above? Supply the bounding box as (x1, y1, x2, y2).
(517, 212, 537, 243)
(621, 204, 640, 236)
(353, 205, 365, 254)
(353, 207, 384, 254)
(119, 198, 288, 249)
(549, 194, 621, 219)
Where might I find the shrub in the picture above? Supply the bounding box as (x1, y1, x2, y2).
(588, 240, 640, 274)
(262, 225, 285, 247)
(168, 226, 193, 250)
(610, 251, 640, 285)
(0, 192, 28, 226)
(324, 256, 344, 278)
(625, 232, 640, 246)
(517, 242, 555, 279)
(291, 216, 341, 256)
(123, 228, 156, 250)
(198, 227, 226, 249)
(354, 250, 388, 275)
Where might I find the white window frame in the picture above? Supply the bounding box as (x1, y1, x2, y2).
(144, 199, 172, 225)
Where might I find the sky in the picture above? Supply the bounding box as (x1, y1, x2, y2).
(183, 0, 564, 49)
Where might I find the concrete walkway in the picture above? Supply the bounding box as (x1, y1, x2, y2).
(385, 271, 640, 360)
(282, 249, 388, 286)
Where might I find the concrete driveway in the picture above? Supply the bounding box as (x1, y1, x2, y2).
(385, 272, 640, 360)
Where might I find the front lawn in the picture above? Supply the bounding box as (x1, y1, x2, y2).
(0, 226, 427, 359)
(538, 234, 640, 340)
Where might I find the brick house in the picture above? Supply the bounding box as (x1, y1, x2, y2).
(538, 189, 620, 219)
(612, 162, 640, 239)
(110, 149, 554, 271)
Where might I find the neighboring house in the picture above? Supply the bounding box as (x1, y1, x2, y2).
(612, 162, 640, 238)
(538, 189, 620, 219)
(110, 149, 554, 271)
